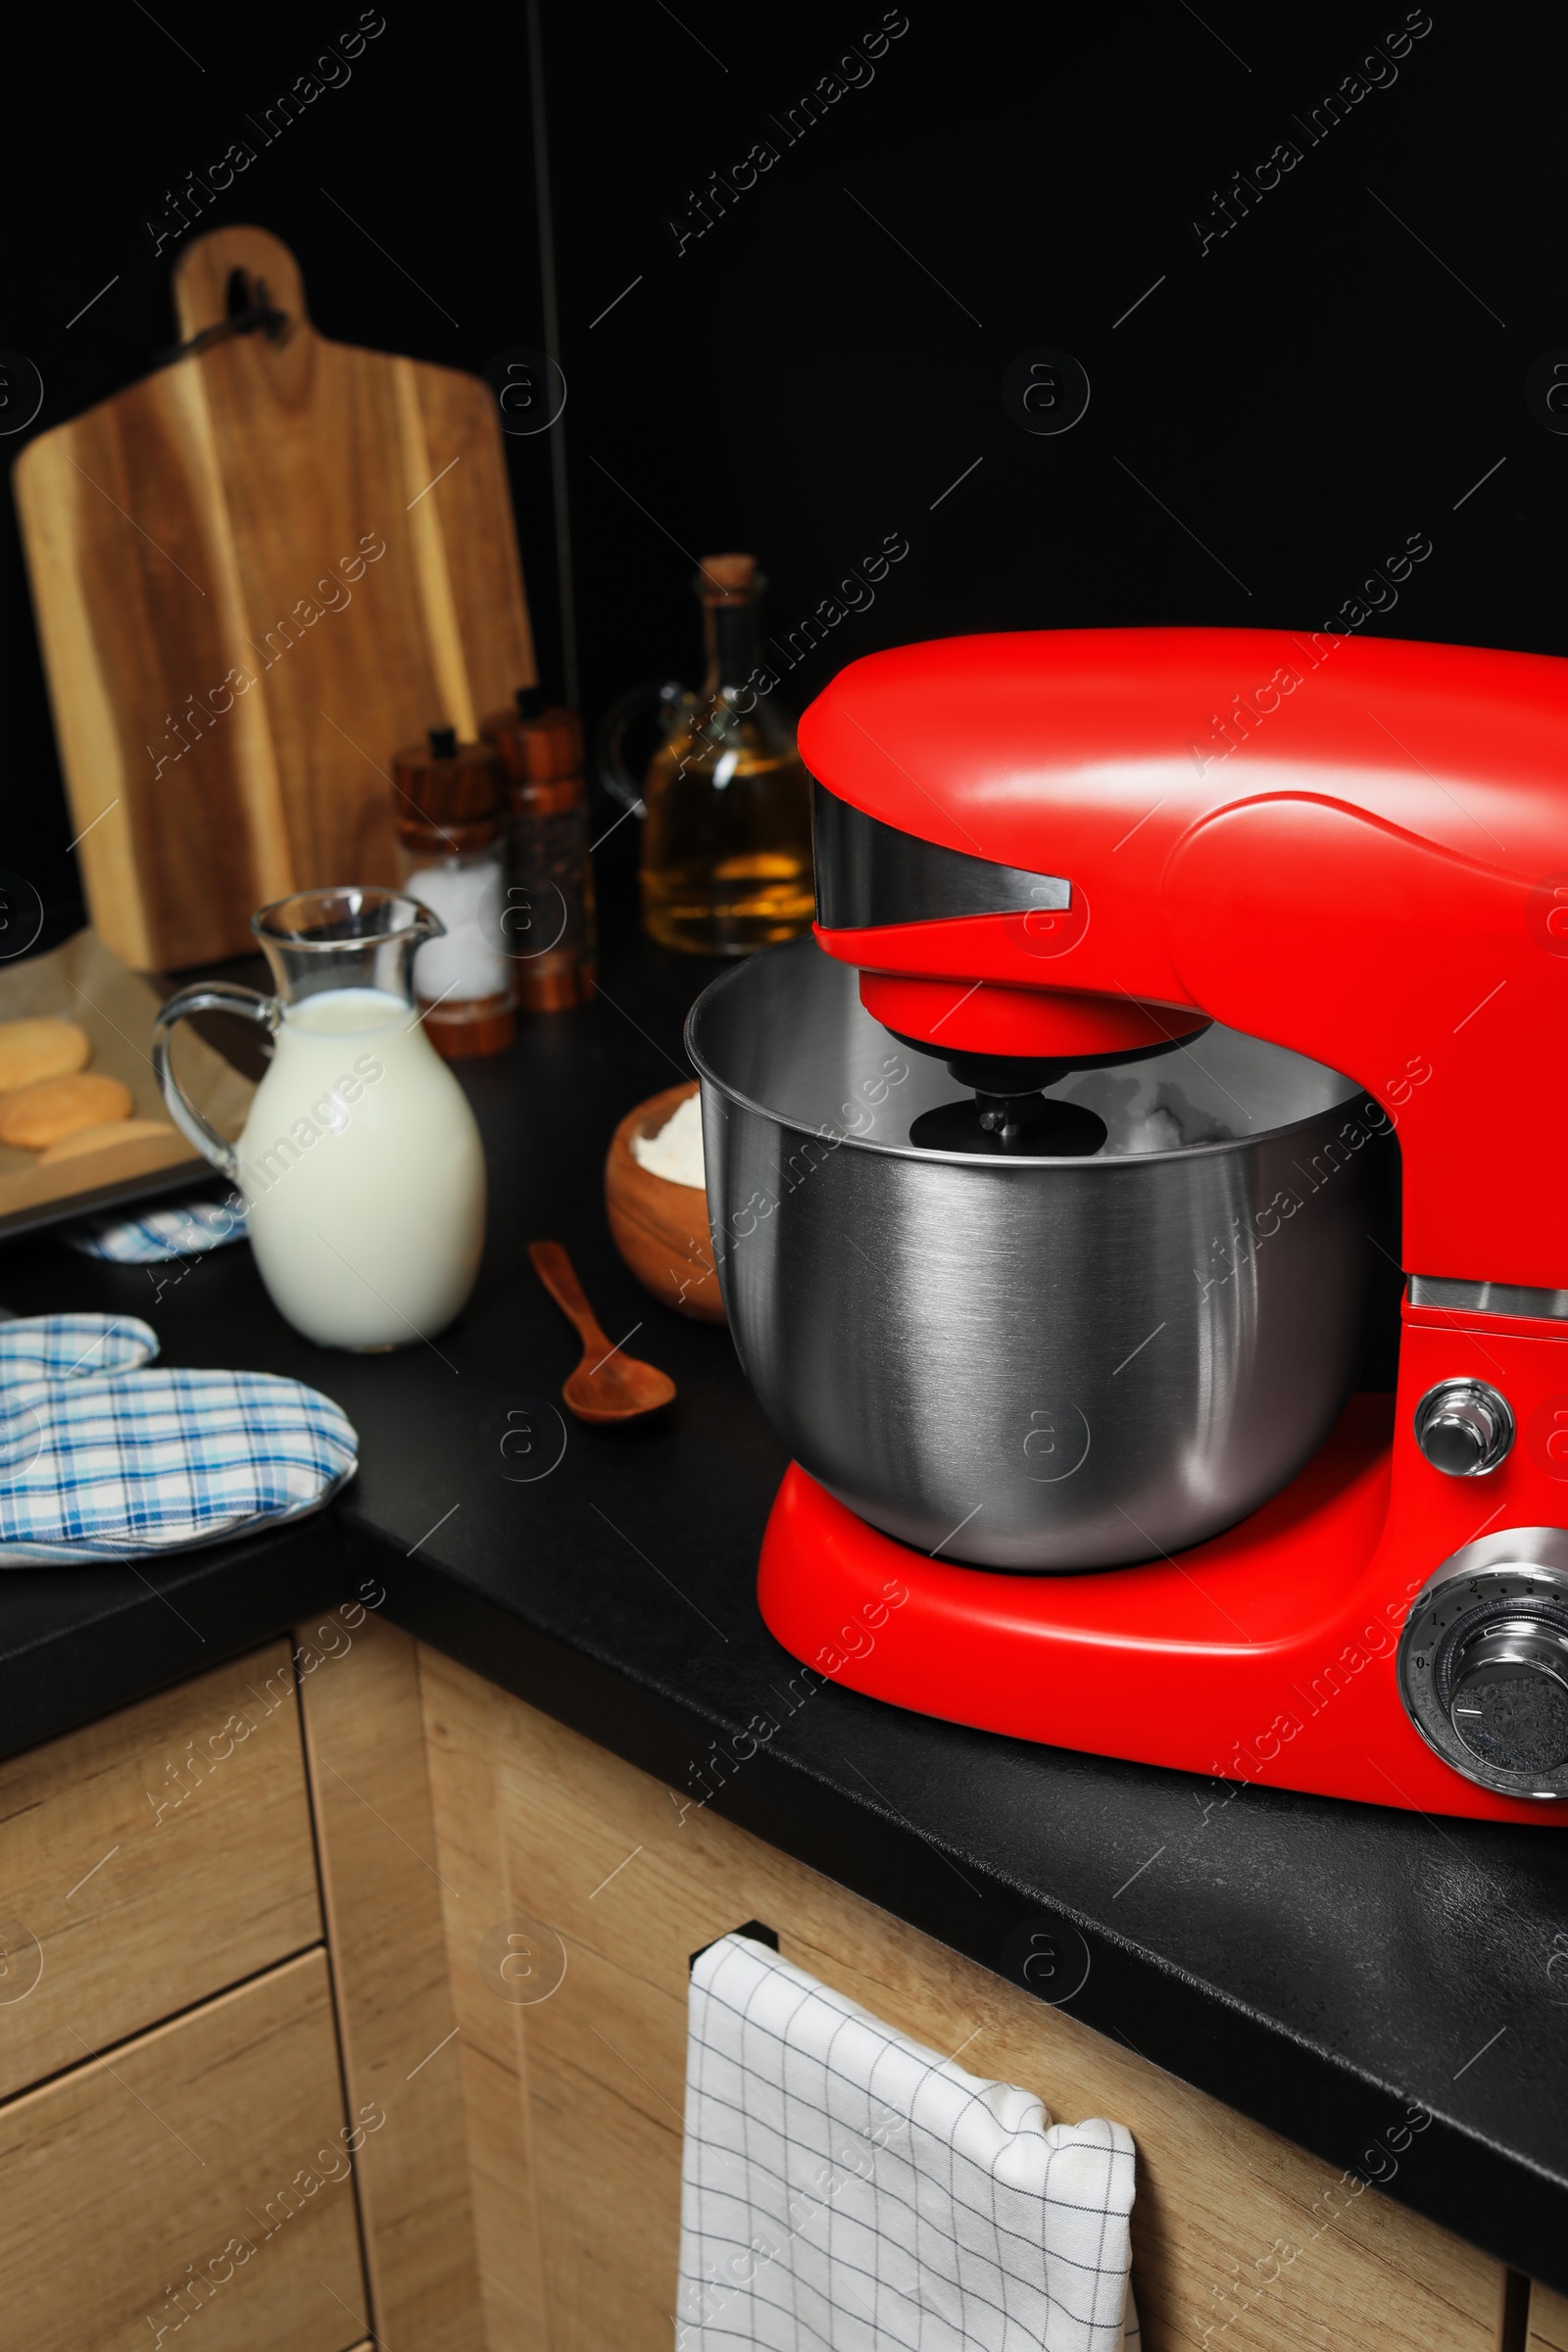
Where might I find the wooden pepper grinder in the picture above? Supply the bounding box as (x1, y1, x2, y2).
(391, 726, 515, 1057)
(481, 687, 596, 1011)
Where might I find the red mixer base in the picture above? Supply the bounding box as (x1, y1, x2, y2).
(758, 1396, 1563, 1823)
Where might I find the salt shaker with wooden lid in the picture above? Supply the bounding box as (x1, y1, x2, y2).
(391, 726, 515, 1057)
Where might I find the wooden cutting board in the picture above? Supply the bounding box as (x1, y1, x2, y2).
(14, 225, 536, 970)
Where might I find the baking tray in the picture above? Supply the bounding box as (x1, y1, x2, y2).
(0, 930, 254, 1245)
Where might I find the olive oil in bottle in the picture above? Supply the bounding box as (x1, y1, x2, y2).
(639, 555, 813, 956)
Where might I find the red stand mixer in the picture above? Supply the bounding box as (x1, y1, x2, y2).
(687, 628, 1568, 1823)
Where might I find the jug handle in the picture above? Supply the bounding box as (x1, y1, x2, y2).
(595, 677, 689, 813)
(151, 984, 280, 1184)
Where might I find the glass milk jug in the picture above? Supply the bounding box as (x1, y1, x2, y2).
(153, 887, 486, 1350)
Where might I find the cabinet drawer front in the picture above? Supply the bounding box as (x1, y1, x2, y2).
(0, 1947, 368, 2352)
(0, 1641, 320, 2097)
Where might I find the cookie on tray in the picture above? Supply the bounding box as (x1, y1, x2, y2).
(0, 1073, 134, 1151)
(0, 1017, 91, 1095)
(39, 1117, 179, 1164)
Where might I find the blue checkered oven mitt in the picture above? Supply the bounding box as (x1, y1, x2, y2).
(64, 1198, 248, 1263)
(0, 1314, 357, 1564)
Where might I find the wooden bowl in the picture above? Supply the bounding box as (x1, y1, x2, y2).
(604, 1082, 726, 1324)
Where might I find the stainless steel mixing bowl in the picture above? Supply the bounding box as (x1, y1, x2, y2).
(687, 936, 1382, 1569)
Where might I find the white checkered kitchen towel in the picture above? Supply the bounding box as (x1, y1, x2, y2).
(679, 1933, 1139, 2352)
(0, 1313, 357, 1563)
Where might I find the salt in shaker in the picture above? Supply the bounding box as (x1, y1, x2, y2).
(392, 726, 515, 1057)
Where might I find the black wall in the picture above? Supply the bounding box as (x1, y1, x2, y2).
(5, 0, 1562, 947)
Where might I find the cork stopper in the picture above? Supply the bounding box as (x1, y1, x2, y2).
(698, 552, 757, 604)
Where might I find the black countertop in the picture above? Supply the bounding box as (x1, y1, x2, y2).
(1, 926, 1566, 2293)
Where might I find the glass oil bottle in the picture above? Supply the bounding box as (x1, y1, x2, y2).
(638, 555, 813, 956)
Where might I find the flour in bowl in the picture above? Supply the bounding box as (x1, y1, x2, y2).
(631, 1092, 707, 1189)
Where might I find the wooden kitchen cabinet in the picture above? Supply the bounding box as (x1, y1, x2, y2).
(0, 1615, 1538, 2350)
(0, 1949, 366, 2352)
(295, 1616, 1520, 2352)
(0, 1642, 364, 2352)
(1531, 2281, 1568, 2349)
(0, 1639, 319, 2098)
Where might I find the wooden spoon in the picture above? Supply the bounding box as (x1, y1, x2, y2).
(528, 1240, 676, 1424)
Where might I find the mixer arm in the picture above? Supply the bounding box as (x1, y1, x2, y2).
(1160, 792, 1566, 1290)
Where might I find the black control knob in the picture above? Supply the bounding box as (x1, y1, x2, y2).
(1413, 1379, 1514, 1477)
(1398, 1531, 1568, 1798)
